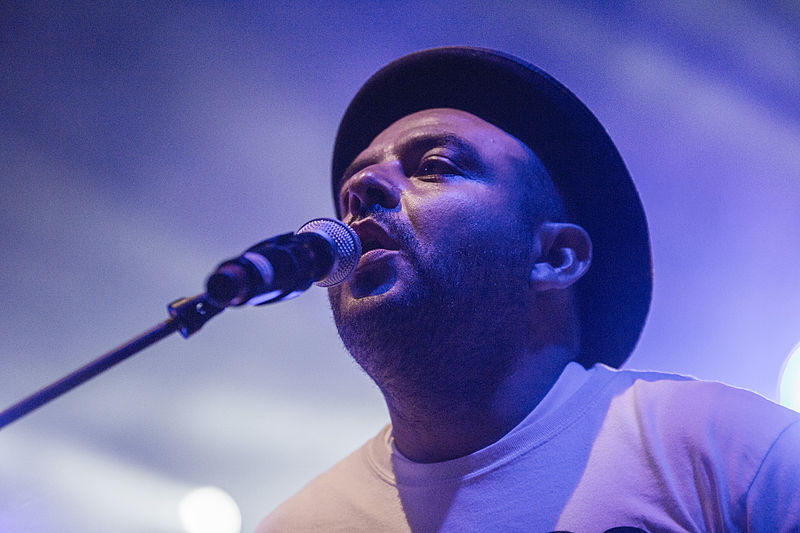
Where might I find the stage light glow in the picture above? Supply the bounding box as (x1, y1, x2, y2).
(779, 343, 800, 412)
(179, 486, 241, 533)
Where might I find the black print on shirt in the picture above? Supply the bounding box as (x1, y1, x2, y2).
(550, 526, 647, 533)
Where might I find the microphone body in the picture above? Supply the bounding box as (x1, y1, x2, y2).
(206, 218, 361, 307)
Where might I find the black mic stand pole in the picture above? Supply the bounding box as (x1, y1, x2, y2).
(0, 294, 223, 430)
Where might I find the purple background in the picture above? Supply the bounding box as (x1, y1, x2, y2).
(1, 2, 799, 531)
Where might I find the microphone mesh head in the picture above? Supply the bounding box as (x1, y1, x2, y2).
(297, 218, 362, 287)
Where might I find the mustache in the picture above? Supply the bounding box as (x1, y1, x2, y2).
(348, 208, 417, 251)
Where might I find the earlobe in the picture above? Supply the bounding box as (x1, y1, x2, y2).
(529, 223, 592, 291)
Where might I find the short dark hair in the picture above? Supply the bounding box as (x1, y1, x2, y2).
(514, 141, 570, 229)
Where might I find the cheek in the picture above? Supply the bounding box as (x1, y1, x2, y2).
(403, 185, 516, 248)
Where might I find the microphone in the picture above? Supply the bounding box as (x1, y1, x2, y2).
(206, 218, 361, 307)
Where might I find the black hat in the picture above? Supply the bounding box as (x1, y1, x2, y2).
(331, 46, 652, 368)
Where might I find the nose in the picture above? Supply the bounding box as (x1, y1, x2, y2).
(341, 163, 402, 219)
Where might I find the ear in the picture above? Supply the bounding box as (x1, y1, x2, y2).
(530, 222, 592, 292)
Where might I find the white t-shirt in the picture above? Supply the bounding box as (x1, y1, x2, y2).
(258, 364, 800, 532)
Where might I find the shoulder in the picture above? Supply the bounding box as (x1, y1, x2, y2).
(587, 366, 800, 524)
(256, 425, 408, 533)
(598, 365, 800, 475)
(601, 364, 799, 431)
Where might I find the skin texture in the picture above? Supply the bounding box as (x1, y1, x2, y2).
(328, 109, 592, 463)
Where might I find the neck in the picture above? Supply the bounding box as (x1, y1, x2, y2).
(383, 344, 573, 463)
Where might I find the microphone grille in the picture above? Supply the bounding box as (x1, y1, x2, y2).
(297, 218, 362, 287)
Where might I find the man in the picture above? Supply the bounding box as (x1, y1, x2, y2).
(258, 47, 800, 532)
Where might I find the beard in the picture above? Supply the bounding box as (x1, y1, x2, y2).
(328, 211, 536, 404)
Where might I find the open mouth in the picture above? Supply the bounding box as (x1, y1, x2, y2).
(346, 219, 401, 295)
(351, 219, 400, 256)
(361, 238, 387, 254)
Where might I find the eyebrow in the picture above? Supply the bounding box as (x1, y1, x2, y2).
(337, 132, 484, 192)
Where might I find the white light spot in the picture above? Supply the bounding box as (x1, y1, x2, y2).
(779, 343, 800, 412)
(179, 486, 242, 533)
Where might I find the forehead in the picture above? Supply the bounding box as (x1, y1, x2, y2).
(340, 108, 533, 183)
(370, 108, 529, 159)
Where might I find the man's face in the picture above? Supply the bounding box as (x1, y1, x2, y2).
(328, 108, 549, 385)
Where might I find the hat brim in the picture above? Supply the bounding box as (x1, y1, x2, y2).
(331, 46, 652, 368)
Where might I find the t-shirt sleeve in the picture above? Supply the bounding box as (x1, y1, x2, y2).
(744, 419, 800, 532)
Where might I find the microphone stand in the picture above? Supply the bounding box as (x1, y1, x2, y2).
(0, 294, 223, 430)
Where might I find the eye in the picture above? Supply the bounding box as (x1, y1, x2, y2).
(414, 156, 461, 179)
